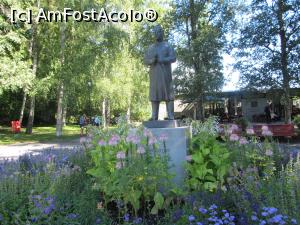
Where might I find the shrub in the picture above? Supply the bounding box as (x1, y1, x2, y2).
(186, 134, 231, 192)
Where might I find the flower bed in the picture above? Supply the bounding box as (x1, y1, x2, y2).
(0, 117, 299, 224)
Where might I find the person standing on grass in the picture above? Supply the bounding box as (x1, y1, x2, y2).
(94, 115, 100, 127)
(79, 114, 86, 136)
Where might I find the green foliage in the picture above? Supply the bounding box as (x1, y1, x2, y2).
(186, 135, 231, 192)
(293, 115, 300, 125)
(86, 124, 175, 217)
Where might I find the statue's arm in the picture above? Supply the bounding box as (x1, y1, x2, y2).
(144, 47, 156, 65)
(159, 46, 176, 64)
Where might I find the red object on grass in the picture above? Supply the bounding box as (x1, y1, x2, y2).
(11, 120, 21, 133)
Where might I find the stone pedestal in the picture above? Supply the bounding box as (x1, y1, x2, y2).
(144, 121, 191, 187)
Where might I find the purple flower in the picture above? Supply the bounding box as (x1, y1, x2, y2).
(199, 207, 207, 214)
(196, 223, 203, 225)
(266, 149, 273, 156)
(116, 151, 126, 159)
(0, 214, 2, 221)
(261, 211, 268, 216)
(98, 140, 106, 146)
(188, 215, 195, 222)
(31, 217, 38, 222)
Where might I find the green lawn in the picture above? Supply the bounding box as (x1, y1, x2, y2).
(0, 125, 80, 145)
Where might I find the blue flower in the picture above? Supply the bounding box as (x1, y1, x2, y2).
(291, 218, 298, 224)
(209, 204, 218, 210)
(267, 207, 278, 214)
(124, 213, 130, 222)
(251, 215, 258, 221)
(270, 214, 283, 223)
(95, 217, 101, 224)
(189, 215, 195, 222)
(196, 222, 203, 225)
(199, 207, 208, 214)
(67, 213, 78, 219)
(0, 214, 3, 221)
(31, 217, 38, 222)
(259, 220, 266, 225)
(133, 217, 142, 224)
(261, 211, 268, 217)
(172, 209, 183, 221)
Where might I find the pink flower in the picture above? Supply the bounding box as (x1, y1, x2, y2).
(126, 134, 140, 144)
(149, 136, 157, 145)
(218, 127, 225, 134)
(143, 128, 153, 137)
(116, 151, 126, 159)
(159, 133, 168, 141)
(116, 162, 123, 169)
(137, 146, 145, 154)
(266, 149, 273, 156)
(185, 155, 192, 162)
(261, 125, 269, 131)
(108, 134, 120, 146)
(246, 128, 255, 135)
(231, 124, 239, 131)
(98, 140, 106, 146)
(262, 130, 273, 136)
(80, 137, 86, 143)
(229, 134, 239, 141)
(239, 137, 248, 145)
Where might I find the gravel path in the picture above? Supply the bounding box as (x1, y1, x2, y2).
(0, 139, 81, 160)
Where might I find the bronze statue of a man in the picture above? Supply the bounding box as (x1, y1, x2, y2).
(144, 25, 176, 120)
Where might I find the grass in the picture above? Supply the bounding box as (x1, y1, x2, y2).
(0, 125, 81, 145)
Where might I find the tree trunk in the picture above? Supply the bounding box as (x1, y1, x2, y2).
(196, 95, 205, 121)
(56, 22, 66, 137)
(106, 99, 110, 126)
(19, 90, 27, 126)
(126, 105, 131, 123)
(25, 19, 38, 134)
(62, 102, 67, 126)
(102, 98, 106, 128)
(278, 0, 291, 123)
(56, 83, 64, 136)
(26, 96, 35, 134)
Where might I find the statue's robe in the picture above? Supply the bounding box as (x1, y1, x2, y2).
(144, 41, 176, 102)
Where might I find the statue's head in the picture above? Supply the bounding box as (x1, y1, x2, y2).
(153, 25, 164, 42)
